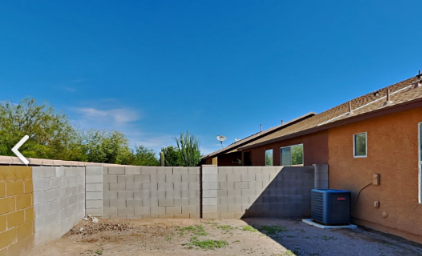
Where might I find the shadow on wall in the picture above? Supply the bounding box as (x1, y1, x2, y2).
(242, 166, 315, 218)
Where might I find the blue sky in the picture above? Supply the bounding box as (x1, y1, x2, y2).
(1, 1, 421, 155)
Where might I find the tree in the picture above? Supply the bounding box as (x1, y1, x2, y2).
(0, 98, 79, 160)
(80, 130, 133, 164)
(174, 131, 201, 166)
(161, 145, 182, 166)
(131, 146, 159, 166)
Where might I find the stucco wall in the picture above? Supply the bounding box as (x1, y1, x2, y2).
(328, 107, 422, 243)
(244, 130, 328, 166)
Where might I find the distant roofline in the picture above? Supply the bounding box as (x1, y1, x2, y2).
(201, 112, 316, 159)
(238, 96, 422, 151)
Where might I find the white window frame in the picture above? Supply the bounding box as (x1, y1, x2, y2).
(353, 132, 367, 158)
(418, 123, 422, 203)
(280, 143, 304, 166)
(265, 149, 273, 166)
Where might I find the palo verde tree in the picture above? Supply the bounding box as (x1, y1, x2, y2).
(173, 131, 201, 166)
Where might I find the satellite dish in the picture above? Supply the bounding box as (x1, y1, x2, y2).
(235, 138, 240, 142)
(217, 135, 227, 147)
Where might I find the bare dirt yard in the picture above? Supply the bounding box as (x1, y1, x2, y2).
(28, 218, 422, 256)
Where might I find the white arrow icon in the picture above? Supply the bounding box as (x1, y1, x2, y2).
(12, 135, 29, 165)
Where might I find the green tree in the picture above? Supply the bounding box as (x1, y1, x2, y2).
(131, 146, 159, 166)
(174, 131, 201, 166)
(0, 98, 80, 160)
(161, 145, 182, 166)
(80, 130, 133, 164)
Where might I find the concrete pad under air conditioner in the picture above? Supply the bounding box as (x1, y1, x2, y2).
(302, 219, 357, 229)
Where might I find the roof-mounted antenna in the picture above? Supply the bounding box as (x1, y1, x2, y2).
(216, 135, 227, 147)
(281, 120, 284, 124)
(416, 70, 421, 88)
(260, 124, 262, 132)
(235, 138, 240, 142)
(383, 89, 393, 106)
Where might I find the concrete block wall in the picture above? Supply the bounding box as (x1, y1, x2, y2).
(86, 166, 104, 216)
(0, 166, 34, 256)
(207, 165, 315, 219)
(314, 164, 329, 189)
(32, 167, 85, 246)
(102, 166, 200, 219)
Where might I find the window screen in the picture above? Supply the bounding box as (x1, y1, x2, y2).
(354, 133, 367, 157)
(265, 149, 273, 166)
(281, 144, 303, 166)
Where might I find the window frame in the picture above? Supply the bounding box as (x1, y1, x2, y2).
(280, 143, 304, 166)
(265, 149, 273, 166)
(353, 132, 367, 158)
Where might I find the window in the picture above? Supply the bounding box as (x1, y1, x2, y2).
(419, 123, 422, 162)
(419, 123, 422, 203)
(265, 149, 273, 166)
(280, 144, 303, 166)
(354, 133, 367, 157)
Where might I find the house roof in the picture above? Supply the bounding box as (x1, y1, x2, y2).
(239, 74, 422, 150)
(200, 112, 316, 160)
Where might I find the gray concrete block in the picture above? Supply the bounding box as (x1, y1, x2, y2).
(235, 182, 248, 189)
(188, 167, 200, 174)
(141, 166, 158, 174)
(125, 183, 142, 190)
(202, 165, 218, 175)
(248, 181, 263, 189)
(103, 207, 117, 217)
(118, 207, 134, 217)
(165, 206, 181, 214)
(217, 174, 227, 182)
(241, 189, 254, 197)
(118, 191, 134, 199)
(127, 199, 142, 207)
(182, 205, 197, 214)
(217, 190, 228, 197)
(218, 167, 233, 175)
(118, 175, 134, 183)
(150, 190, 165, 198)
(203, 205, 217, 214)
(188, 182, 200, 190)
(86, 166, 103, 175)
(134, 191, 150, 199)
(255, 173, 270, 182)
(135, 207, 151, 215)
(203, 182, 217, 190)
(158, 198, 174, 207)
(108, 167, 125, 175)
(228, 204, 241, 212)
(189, 198, 200, 206)
(86, 208, 103, 216)
(217, 204, 228, 212)
(220, 212, 235, 218)
(158, 182, 173, 191)
(104, 191, 118, 199)
(174, 213, 190, 218)
(151, 206, 166, 215)
(110, 199, 126, 208)
(246, 167, 262, 174)
(227, 174, 241, 182)
(203, 174, 217, 183)
(86, 184, 103, 192)
(135, 174, 151, 183)
(202, 213, 218, 219)
(125, 166, 141, 175)
(150, 174, 166, 183)
(174, 198, 189, 206)
(103, 199, 110, 207)
(158, 214, 175, 218)
(241, 173, 255, 181)
(142, 198, 159, 207)
(202, 198, 217, 206)
(181, 190, 198, 199)
(86, 199, 103, 208)
(203, 190, 217, 198)
(174, 182, 189, 191)
(156, 167, 172, 174)
(234, 197, 249, 205)
(219, 182, 234, 190)
(165, 174, 181, 183)
(166, 190, 181, 198)
(103, 183, 109, 191)
(227, 189, 241, 197)
(172, 167, 189, 175)
(142, 182, 158, 191)
(86, 192, 103, 200)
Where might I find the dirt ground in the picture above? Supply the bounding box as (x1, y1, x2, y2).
(27, 218, 422, 256)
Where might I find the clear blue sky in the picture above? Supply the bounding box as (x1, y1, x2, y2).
(1, 1, 421, 155)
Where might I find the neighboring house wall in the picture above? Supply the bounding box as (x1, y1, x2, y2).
(217, 152, 242, 166)
(328, 107, 422, 243)
(243, 130, 328, 166)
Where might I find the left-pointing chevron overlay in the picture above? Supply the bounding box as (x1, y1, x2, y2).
(12, 135, 29, 165)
